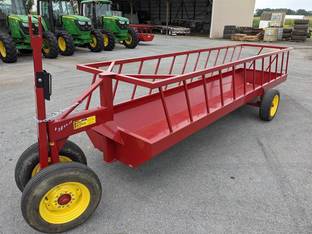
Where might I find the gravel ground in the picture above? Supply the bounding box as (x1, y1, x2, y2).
(0, 35, 312, 234)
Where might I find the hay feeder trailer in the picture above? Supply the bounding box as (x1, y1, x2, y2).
(15, 17, 292, 233)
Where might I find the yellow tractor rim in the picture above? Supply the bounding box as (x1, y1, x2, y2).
(270, 95, 280, 118)
(0, 41, 7, 58)
(39, 182, 91, 224)
(125, 33, 133, 45)
(58, 37, 67, 52)
(90, 35, 97, 48)
(103, 35, 109, 47)
(32, 156, 73, 177)
(42, 39, 50, 54)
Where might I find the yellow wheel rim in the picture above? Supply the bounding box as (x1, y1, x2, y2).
(58, 37, 66, 52)
(270, 95, 280, 118)
(103, 35, 109, 47)
(90, 35, 97, 48)
(42, 39, 50, 54)
(125, 33, 133, 45)
(39, 182, 91, 224)
(32, 156, 72, 177)
(0, 40, 7, 58)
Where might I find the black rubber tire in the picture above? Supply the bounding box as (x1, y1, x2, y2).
(294, 19, 309, 25)
(0, 32, 17, 63)
(224, 25, 236, 31)
(42, 31, 58, 59)
(102, 30, 115, 51)
(259, 89, 280, 121)
(56, 31, 75, 56)
(89, 29, 103, 52)
(123, 28, 139, 49)
(283, 28, 292, 33)
(21, 163, 102, 233)
(291, 35, 307, 41)
(15, 140, 87, 192)
(282, 33, 291, 38)
(292, 30, 308, 36)
(294, 24, 309, 30)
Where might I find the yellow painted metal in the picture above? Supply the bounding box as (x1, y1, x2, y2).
(90, 35, 97, 48)
(270, 95, 280, 118)
(39, 182, 91, 224)
(124, 33, 133, 45)
(31, 156, 72, 177)
(0, 41, 7, 58)
(58, 37, 67, 52)
(103, 34, 109, 47)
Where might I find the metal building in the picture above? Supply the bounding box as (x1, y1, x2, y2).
(113, 0, 256, 38)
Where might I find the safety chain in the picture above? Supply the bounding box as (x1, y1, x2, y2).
(34, 102, 80, 123)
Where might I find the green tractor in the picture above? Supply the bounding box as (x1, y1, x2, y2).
(37, 0, 114, 55)
(80, 0, 139, 50)
(0, 0, 58, 63)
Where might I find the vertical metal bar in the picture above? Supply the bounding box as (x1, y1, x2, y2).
(149, 58, 161, 94)
(193, 52, 201, 71)
(204, 50, 211, 68)
(243, 63, 247, 95)
(280, 52, 285, 75)
(232, 65, 236, 100)
(285, 51, 290, 74)
(178, 53, 190, 86)
(113, 64, 123, 100)
(168, 56, 176, 74)
(181, 53, 190, 74)
(219, 70, 224, 106)
(237, 45, 243, 60)
(190, 52, 201, 83)
(261, 57, 264, 86)
(183, 80, 193, 122)
(85, 74, 97, 110)
(131, 60, 144, 99)
(253, 60, 256, 90)
(201, 74, 210, 114)
(164, 56, 176, 91)
(275, 54, 279, 79)
(159, 87, 173, 133)
(222, 48, 229, 65)
(226, 47, 236, 72)
(269, 56, 272, 82)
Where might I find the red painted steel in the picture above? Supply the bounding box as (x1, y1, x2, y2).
(28, 21, 292, 169)
(130, 24, 155, 42)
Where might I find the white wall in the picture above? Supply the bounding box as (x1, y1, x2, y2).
(210, 0, 256, 38)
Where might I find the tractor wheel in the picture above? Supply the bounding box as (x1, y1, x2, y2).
(42, 32, 58, 59)
(123, 28, 139, 49)
(56, 31, 75, 56)
(21, 163, 102, 233)
(102, 30, 115, 51)
(15, 140, 87, 192)
(259, 89, 280, 121)
(0, 32, 17, 63)
(89, 30, 103, 52)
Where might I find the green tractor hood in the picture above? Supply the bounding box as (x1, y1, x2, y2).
(8, 15, 39, 24)
(104, 15, 129, 24)
(63, 15, 91, 22)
